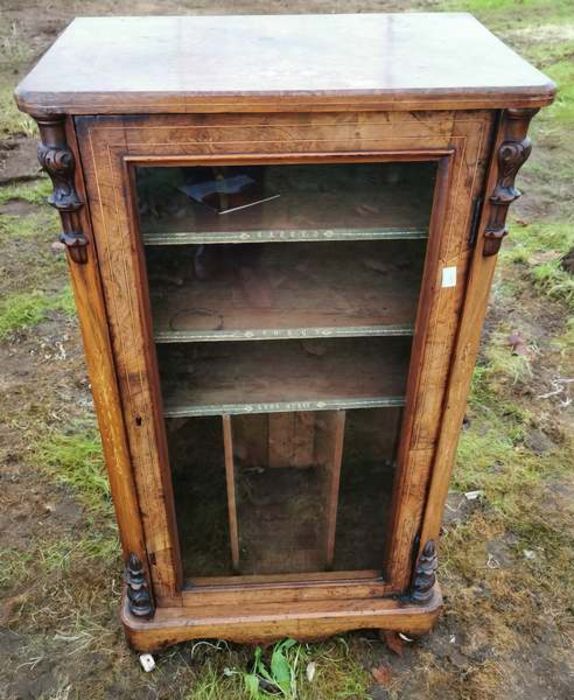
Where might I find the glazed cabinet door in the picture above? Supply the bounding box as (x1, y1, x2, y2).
(75, 111, 495, 604)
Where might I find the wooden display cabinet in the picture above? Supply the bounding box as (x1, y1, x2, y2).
(15, 13, 554, 651)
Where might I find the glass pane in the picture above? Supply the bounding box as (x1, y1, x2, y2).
(144, 239, 426, 341)
(167, 416, 231, 578)
(134, 159, 436, 582)
(334, 408, 401, 570)
(230, 408, 401, 576)
(137, 162, 436, 242)
(232, 412, 331, 575)
(157, 337, 410, 417)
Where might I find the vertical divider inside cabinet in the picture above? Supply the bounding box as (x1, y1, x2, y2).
(222, 415, 240, 571)
(320, 411, 346, 569)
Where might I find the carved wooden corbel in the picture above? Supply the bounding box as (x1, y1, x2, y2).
(410, 539, 438, 604)
(36, 116, 88, 264)
(125, 553, 155, 619)
(483, 108, 539, 257)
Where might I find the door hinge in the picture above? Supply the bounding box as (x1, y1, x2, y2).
(468, 196, 483, 248)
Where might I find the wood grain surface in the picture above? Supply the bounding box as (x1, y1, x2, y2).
(16, 14, 554, 116)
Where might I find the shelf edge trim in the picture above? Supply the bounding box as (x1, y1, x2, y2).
(142, 228, 428, 245)
(154, 324, 415, 342)
(163, 396, 406, 417)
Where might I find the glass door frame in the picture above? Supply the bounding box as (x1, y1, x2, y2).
(75, 110, 494, 605)
(128, 149, 450, 595)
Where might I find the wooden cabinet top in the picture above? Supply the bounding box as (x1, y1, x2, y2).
(16, 13, 555, 116)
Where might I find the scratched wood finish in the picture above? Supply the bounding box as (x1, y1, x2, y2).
(61, 119, 149, 573)
(122, 586, 443, 651)
(15, 14, 555, 116)
(385, 110, 496, 590)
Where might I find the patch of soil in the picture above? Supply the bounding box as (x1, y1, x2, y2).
(0, 136, 41, 184)
(0, 317, 91, 551)
(0, 199, 39, 216)
(561, 247, 574, 274)
(442, 491, 484, 529)
(524, 428, 556, 455)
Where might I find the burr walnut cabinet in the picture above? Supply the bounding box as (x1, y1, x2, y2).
(15, 13, 554, 651)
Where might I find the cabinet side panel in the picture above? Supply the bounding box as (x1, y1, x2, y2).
(60, 118, 148, 565)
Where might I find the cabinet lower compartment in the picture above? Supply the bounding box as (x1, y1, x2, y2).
(168, 407, 402, 581)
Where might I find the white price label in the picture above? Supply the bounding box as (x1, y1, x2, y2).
(442, 266, 457, 288)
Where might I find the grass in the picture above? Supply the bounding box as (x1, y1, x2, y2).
(0, 15, 35, 137)
(0, 547, 34, 590)
(38, 531, 119, 573)
(0, 82, 36, 138)
(0, 286, 75, 339)
(37, 426, 111, 516)
(543, 58, 574, 126)
(531, 259, 574, 306)
(502, 221, 574, 308)
(0, 210, 59, 243)
(0, 178, 50, 205)
(441, 0, 574, 24)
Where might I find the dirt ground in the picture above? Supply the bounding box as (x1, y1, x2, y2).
(1, 1, 573, 699)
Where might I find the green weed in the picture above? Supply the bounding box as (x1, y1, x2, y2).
(232, 639, 302, 699)
(0, 287, 75, 339)
(0, 546, 34, 590)
(0, 211, 57, 242)
(0, 178, 50, 205)
(219, 638, 371, 700)
(37, 427, 111, 515)
(0, 83, 36, 137)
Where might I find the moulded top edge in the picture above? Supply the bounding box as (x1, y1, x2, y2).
(14, 13, 556, 117)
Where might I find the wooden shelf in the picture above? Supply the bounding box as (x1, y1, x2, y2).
(138, 162, 434, 245)
(147, 240, 425, 342)
(158, 337, 410, 417)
